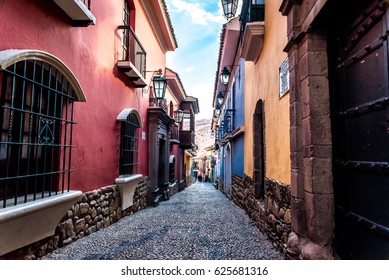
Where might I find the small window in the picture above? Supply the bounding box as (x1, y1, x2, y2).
(119, 111, 140, 176)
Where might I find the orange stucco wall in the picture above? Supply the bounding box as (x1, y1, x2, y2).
(244, 0, 290, 184)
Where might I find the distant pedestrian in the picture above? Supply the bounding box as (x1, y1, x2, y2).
(205, 175, 209, 182)
(198, 174, 203, 182)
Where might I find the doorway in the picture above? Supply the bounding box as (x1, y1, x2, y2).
(329, 0, 389, 259)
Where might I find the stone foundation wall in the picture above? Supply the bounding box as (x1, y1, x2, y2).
(231, 174, 291, 257)
(216, 177, 225, 194)
(186, 175, 195, 187)
(1, 177, 149, 260)
(170, 180, 180, 196)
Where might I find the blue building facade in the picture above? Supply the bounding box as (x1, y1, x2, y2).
(212, 17, 245, 197)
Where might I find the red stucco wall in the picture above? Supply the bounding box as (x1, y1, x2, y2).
(0, 0, 168, 192)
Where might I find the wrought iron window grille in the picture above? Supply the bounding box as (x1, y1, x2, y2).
(169, 155, 176, 184)
(0, 60, 76, 208)
(119, 113, 140, 177)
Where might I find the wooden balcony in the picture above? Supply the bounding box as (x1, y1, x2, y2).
(117, 26, 147, 88)
(179, 130, 195, 149)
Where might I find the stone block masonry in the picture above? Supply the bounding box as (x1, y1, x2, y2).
(231, 175, 292, 258)
(1, 177, 149, 260)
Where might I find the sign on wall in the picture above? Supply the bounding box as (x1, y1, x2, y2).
(279, 57, 290, 98)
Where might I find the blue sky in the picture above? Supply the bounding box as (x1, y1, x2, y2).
(165, 0, 226, 120)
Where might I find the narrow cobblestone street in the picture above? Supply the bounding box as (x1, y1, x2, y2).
(42, 182, 284, 260)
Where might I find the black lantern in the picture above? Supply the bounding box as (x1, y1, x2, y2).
(221, 0, 239, 20)
(220, 66, 230, 86)
(153, 77, 167, 100)
(174, 109, 184, 123)
(217, 92, 225, 105)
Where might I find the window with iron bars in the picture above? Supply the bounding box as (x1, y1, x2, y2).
(119, 113, 140, 176)
(0, 60, 76, 208)
(169, 155, 175, 184)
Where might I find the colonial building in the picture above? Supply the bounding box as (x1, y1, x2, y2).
(0, 0, 196, 259)
(215, 0, 291, 256)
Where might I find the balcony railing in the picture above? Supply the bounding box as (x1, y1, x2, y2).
(222, 109, 235, 136)
(215, 126, 220, 142)
(82, 0, 91, 9)
(117, 26, 147, 88)
(218, 122, 224, 141)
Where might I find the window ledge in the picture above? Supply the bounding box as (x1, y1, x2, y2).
(115, 174, 142, 210)
(0, 190, 82, 256)
(241, 22, 265, 63)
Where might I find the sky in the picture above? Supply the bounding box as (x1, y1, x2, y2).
(165, 0, 226, 120)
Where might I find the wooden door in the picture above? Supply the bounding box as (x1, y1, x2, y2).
(330, 0, 389, 259)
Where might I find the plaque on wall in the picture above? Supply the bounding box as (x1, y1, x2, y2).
(279, 57, 290, 98)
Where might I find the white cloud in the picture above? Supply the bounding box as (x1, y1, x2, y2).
(188, 82, 214, 120)
(166, 0, 225, 120)
(185, 66, 196, 73)
(169, 0, 225, 26)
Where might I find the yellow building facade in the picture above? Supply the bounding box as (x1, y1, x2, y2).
(244, 0, 290, 185)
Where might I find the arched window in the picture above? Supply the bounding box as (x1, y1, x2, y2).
(0, 50, 86, 208)
(117, 108, 141, 176)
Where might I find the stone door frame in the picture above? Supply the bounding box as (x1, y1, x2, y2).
(280, 0, 335, 259)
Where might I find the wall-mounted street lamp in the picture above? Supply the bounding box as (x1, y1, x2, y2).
(217, 92, 225, 105)
(143, 68, 168, 107)
(220, 66, 230, 86)
(174, 109, 184, 123)
(153, 76, 167, 101)
(221, 0, 239, 20)
(220, 65, 240, 86)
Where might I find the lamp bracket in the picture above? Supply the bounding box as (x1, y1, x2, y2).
(225, 64, 240, 76)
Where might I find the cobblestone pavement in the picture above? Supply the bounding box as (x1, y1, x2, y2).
(42, 182, 284, 260)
